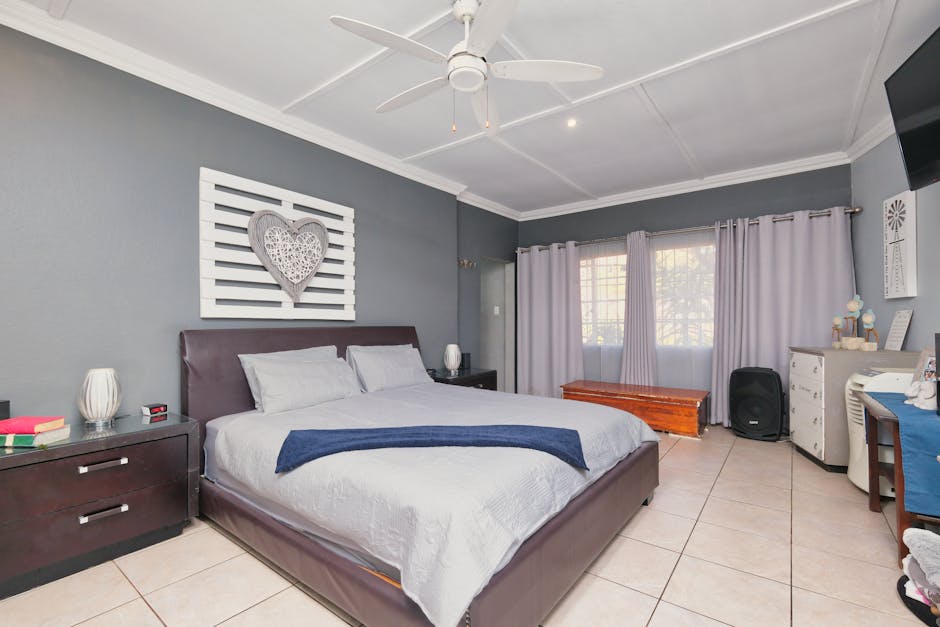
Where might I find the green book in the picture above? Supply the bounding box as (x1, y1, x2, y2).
(2, 425, 71, 448)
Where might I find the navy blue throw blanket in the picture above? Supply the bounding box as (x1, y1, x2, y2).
(275, 425, 589, 473)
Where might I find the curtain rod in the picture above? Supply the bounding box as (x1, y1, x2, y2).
(516, 206, 862, 254)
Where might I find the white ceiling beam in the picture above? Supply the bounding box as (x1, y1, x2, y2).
(842, 0, 896, 149)
(45, 0, 71, 20)
(280, 9, 453, 113)
(634, 85, 704, 180)
(494, 137, 596, 199)
(401, 0, 874, 162)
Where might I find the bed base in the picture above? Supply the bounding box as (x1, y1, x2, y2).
(200, 440, 658, 627)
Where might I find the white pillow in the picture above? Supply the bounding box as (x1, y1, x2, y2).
(348, 347, 432, 393)
(345, 344, 413, 390)
(239, 345, 337, 410)
(252, 357, 361, 414)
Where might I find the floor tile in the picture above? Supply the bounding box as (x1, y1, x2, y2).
(658, 463, 718, 495)
(116, 526, 244, 594)
(710, 476, 791, 512)
(719, 457, 791, 490)
(792, 545, 911, 619)
(793, 457, 869, 504)
(647, 601, 728, 626)
(0, 562, 137, 627)
(792, 490, 892, 533)
(587, 536, 679, 597)
(292, 582, 361, 626)
(792, 515, 898, 568)
(181, 516, 209, 535)
(220, 586, 350, 627)
(647, 485, 709, 520)
(684, 521, 790, 583)
(662, 555, 790, 627)
(619, 506, 696, 552)
(146, 553, 291, 626)
(76, 598, 163, 627)
(699, 496, 791, 542)
(543, 573, 657, 627)
(791, 587, 919, 626)
(882, 498, 899, 538)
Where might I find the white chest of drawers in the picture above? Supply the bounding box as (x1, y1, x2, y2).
(788, 347, 917, 467)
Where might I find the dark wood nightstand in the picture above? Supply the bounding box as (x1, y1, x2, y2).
(0, 413, 199, 598)
(432, 368, 498, 390)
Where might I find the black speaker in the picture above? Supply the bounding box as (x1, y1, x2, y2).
(729, 367, 785, 441)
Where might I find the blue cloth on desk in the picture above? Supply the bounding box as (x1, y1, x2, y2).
(275, 424, 589, 473)
(867, 392, 940, 517)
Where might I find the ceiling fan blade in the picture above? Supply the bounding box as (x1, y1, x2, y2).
(490, 60, 604, 82)
(331, 16, 446, 64)
(376, 77, 449, 113)
(467, 0, 519, 56)
(471, 87, 500, 136)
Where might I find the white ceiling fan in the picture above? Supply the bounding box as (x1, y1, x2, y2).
(331, 0, 604, 135)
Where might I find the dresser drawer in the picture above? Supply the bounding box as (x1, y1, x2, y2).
(790, 352, 824, 381)
(789, 373, 824, 407)
(0, 478, 187, 580)
(790, 397, 825, 460)
(0, 435, 187, 524)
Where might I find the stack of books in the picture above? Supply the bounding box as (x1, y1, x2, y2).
(0, 416, 70, 448)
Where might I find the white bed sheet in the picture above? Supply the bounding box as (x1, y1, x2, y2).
(204, 383, 657, 627)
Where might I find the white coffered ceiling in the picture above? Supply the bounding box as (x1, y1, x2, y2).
(3, 0, 939, 220)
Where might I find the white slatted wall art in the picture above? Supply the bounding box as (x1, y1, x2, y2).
(199, 167, 356, 320)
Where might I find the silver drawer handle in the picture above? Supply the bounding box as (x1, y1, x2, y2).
(791, 384, 796, 391)
(791, 406, 796, 414)
(813, 392, 819, 399)
(79, 504, 129, 525)
(78, 457, 128, 474)
(813, 417, 818, 424)
(813, 366, 819, 374)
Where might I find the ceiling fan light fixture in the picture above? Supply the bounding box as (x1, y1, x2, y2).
(448, 54, 487, 92)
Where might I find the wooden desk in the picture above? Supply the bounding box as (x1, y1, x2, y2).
(858, 391, 940, 566)
(562, 380, 709, 438)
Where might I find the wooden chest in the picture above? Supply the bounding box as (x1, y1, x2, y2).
(562, 380, 710, 438)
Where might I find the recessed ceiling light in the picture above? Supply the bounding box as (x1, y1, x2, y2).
(567, 118, 578, 128)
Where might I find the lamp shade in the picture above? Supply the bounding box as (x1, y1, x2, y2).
(444, 344, 461, 373)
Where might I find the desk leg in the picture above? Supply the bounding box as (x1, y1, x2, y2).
(892, 423, 913, 568)
(865, 410, 881, 513)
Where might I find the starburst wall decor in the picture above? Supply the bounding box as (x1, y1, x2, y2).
(883, 190, 917, 299)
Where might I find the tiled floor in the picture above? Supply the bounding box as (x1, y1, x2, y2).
(0, 427, 918, 626)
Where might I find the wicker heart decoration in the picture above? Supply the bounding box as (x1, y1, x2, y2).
(247, 210, 329, 303)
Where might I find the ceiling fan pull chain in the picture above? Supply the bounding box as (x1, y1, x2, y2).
(452, 89, 457, 133)
(485, 83, 490, 129)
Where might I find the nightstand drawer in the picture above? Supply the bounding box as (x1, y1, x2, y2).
(0, 478, 187, 580)
(459, 373, 497, 390)
(0, 435, 187, 524)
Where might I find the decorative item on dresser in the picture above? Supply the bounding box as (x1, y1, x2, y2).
(788, 347, 918, 469)
(431, 367, 497, 390)
(0, 413, 199, 599)
(561, 380, 709, 438)
(77, 368, 122, 426)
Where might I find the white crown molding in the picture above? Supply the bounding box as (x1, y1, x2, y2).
(456, 191, 522, 221)
(842, 0, 896, 149)
(517, 152, 852, 221)
(0, 1, 472, 199)
(845, 116, 895, 161)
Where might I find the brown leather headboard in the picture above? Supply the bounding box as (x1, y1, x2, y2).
(179, 326, 421, 449)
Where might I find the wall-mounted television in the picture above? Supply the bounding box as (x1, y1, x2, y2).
(885, 26, 940, 191)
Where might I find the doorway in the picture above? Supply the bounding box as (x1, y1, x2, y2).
(480, 258, 515, 392)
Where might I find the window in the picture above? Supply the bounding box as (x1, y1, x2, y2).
(654, 234, 715, 347)
(580, 251, 626, 345)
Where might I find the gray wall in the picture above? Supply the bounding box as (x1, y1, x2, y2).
(851, 137, 940, 351)
(518, 166, 851, 246)
(0, 26, 459, 418)
(456, 201, 518, 359)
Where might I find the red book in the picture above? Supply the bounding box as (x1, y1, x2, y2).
(0, 416, 66, 434)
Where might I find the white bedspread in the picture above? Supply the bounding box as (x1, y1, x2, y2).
(206, 383, 657, 627)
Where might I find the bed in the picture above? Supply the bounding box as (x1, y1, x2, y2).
(180, 326, 659, 627)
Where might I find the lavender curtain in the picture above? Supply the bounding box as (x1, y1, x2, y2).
(518, 242, 584, 397)
(709, 209, 856, 425)
(620, 231, 657, 385)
